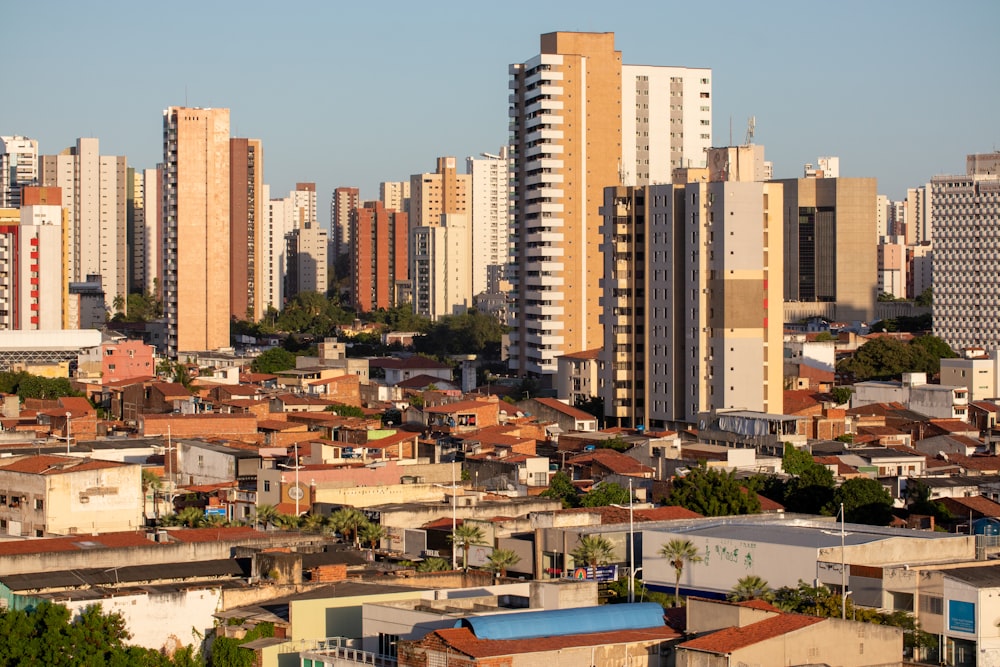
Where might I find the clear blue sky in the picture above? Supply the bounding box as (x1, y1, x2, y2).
(5, 0, 998, 221)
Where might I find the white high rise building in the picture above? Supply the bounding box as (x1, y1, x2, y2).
(467, 148, 510, 295)
(620, 65, 712, 185)
(39, 138, 127, 312)
(932, 152, 1000, 353)
(508, 32, 712, 380)
(263, 188, 294, 311)
(0, 136, 38, 208)
(411, 214, 472, 321)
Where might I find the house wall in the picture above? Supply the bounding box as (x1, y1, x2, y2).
(289, 590, 426, 642)
(63, 586, 221, 652)
(44, 463, 143, 535)
(718, 619, 901, 667)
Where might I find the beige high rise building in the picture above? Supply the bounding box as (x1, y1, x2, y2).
(331, 186, 360, 264)
(409, 157, 469, 228)
(380, 180, 410, 215)
(509, 32, 712, 380)
(162, 106, 231, 356)
(600, 149, 783, 429)
(39, 138, 127, 313)
(288, 183, 327, 296)
(776, 176, 878, 323)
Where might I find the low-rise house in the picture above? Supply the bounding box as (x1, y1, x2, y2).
(516, 397, 598, 433)
(839, 446, 925, 477)
(374, 357, 454, 387)
(423, 397, 501, 434)
(176, 439, 265, 487)
(0, 454, 142, 536)
(269, 394, 336, 413)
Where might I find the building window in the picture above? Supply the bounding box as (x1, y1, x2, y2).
(34, 499, 43, 510)
(378, 633, 400, 658)
(264, 480, 271, 493)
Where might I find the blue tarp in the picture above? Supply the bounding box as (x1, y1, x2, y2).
(454, 602, 665, 640)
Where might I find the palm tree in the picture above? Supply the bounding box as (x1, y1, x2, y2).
(301, 512, 327, 533)
(175, 506, 205, 528)
(331, 507, 368, 548)
(728, 574, 774, 602)
(570, 534, 616, 580)
(255, 503, 278, 530)
(274, 513, 301, 531)
(486, 548, 521, 577)
(359, 522, 387, 560)
(416, 556, 451, 572)
(141, 469, 162, 522)
(204, 513, 230, 528)
(448, 522, 486, 570)
(659, 538, 703, 607)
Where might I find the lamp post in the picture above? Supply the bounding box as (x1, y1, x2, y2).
(451, 459, 458, 571)
(279, 441, 303, 517)
(64, 412, 72, 455)
(840, 502, 847, 620)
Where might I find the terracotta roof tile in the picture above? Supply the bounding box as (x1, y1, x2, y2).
(679, 614, 825, 653)
(429, 625, 679, 658)
(532, 398, 598, 421)
(0, 455, 127, 475)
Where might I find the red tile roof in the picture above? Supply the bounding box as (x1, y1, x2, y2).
(679, 613, 825, 653)
(428, 625, 679, 658)
(0, 455, 127, 475)
(782, 390, 824, 414)
(567, 449, 655, 476)
(532, 397, 598, 421)
(0, 526, 265, 555)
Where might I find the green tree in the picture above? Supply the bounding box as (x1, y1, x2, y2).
(250, 348, 296, 374)
(574, 395, 605, 426)
(209, 621, 273, 667)
(904, 479, 952, 525)
(300, 512, 327, 533)
(570, 534, 616, 580)
(830, 386, 853, 405)
(659, 538, 703, 607)
(814, 331, 835, 342)
(485, 548, 522, 577)
(324, 403, 366, 417)
(330, 507, 368, 547)
(540, 471, 580, 508)
(781, 444, 815, 476)
(728, 574, 774, 602)
(915, 287, 932, 307)
(174, 506, 206, 528)
(359, 522, 387, 560)
(596, 436, 630, 452)
(449, 523, 486, 570)
(141, 469, 162, 522)
(834, 477, 894, 525)
(254, 504, 278, 530)
(416, 556, 451, 572)
(580, 481, 631, 507)
(663, 466, 761, 516)
(783, 460, 836, 515)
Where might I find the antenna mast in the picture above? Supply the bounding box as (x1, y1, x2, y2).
(745, 116, 756, 145)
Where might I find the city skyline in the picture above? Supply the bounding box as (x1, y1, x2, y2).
(6, 0, 999, 219)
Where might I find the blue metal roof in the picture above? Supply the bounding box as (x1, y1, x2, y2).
(454, 602, 665, 640)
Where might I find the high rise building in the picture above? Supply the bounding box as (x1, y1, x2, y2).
(0, 187, 66, 330)
(906, 185, 931, 245)
(508, 32, 712, 380)
(380, 181, 410, 215)
(230, 138, 264, 322)
(262, 185, 295, 312)
(350, 201, 408, 312)
(0, 136, 38, 208)
(775, 175, 878, 323)
(600, 147, 783, 429)
(620, 65, 712, 184)
(285, 183, 327, 298)
(409, 157, 469, 228)
(467, 149, 510, 295)
(932, 152, 1000, 352)
(126, 167, 145, 295)
(877, 236, 907, 299)
(162, 106, 231, 356)
(411, 213, 472, 320)
(331, 186, 360, 267)
(39, 138, 127, 312)
(142, 167, 162, 298)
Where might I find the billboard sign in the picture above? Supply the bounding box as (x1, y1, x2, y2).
(948, 600, 976, 634)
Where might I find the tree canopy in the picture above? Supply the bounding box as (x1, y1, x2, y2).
(249, 348, 296, 374)
(579, 481, 631, 508)
(836, 335, 956, 381)
(540, 471, 580, 508)
(663, 466, 761, 516)
(834, 477, 895, 526)
(0, 372, 84, 401)
(412, 309, 506, 359)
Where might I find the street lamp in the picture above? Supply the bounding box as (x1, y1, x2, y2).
(64, 412, 72, 455)
(279, 442, 303, 517)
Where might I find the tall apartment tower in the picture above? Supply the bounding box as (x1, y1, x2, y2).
(906, 185, 931, 245)
(263, 185, 296, 312)
(0, 187, 66, 330)
(230, 138, 265, 322)
(411, 214, 472, 320)
(620, 65, 712, 185)
(0, 136, 38, 208)
(380, 181, 410, 215)
(600, 149, 783, 429)
(126, 167, 145, 295)
(775, 175, 878, 323)
(288, 183, 327, 296)
(467, 148, 510, 295)
(509, 32, 711, 380)
(331, 186, 360, 265)
(142, 167, 162, 298)
(162, 106, 231, 356)
(932, 152, 1000, 352)
(350, 201, 409, 312)
(409, 157, 469, 228)
(39, 138, 128, 312)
